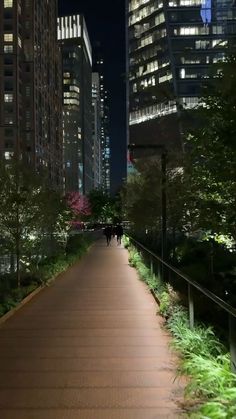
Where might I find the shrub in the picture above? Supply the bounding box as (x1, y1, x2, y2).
(128, 248, 141, 267)
(0, 234, 93, 318)
(159, 291, 172, 317)
(126, 242, 236, 418)
(196, 388, 236, 418)
(122, 236, 130, 248)
(183, 354, 235, 399)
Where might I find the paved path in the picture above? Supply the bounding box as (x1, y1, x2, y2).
(0, 239, 185, 419)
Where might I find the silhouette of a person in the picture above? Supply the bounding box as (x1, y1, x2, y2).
(104, 225, 112, 246)
(116, 224, 123, 245)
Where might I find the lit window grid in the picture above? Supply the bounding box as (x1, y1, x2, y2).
(4, 0, 13, 7)
(4, 34, 13, 42)
(4, 93, 13, 102)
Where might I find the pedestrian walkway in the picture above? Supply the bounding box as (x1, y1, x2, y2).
(0, 238, 185, 419)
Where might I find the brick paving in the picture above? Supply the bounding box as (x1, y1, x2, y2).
(0, 238, 185, 419)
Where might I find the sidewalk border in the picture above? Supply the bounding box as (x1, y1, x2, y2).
(0, 285, 44, 326)
(0, 242, 96, 327)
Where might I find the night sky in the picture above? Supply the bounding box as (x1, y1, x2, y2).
(58, 0, 127, 194)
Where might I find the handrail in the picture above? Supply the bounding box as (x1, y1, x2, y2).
(127, 234, 236, 319)
(127, 233, 236, 372)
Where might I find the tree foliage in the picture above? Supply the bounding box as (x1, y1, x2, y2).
(66, 191, 91, 228)
(185, 56, 236, 239)
(0, 162, 69, 286)
(87, 189, 120, 223)
(122, 158, 189, 235)
(123, 56, 236, 244)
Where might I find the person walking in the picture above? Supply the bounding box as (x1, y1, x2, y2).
(115, 224, 123, 245)
(103, 225, 112, 246)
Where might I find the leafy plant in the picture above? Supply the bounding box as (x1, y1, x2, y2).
(122, 235, 130, 248)
(195, 387, 236, 418)
(128, 248, 142, 267)
(183, 354, 234, 398)
(159, 291, 172, 317)
(126, 243, 236, 418)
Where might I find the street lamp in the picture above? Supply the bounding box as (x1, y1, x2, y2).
(128, 143, 167, 263)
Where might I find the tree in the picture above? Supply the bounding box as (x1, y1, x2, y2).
(66, 191, 91, 228)
(123, 158, 184, 228)
(87, 189, 118, 223)
(185, 56, 236, 240)
(0, 162, 69, 286)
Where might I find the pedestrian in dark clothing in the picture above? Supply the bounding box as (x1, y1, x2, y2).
(116, 224, 123, 245)
(103, 225, 112, 246)
(112, 225, 116, 238)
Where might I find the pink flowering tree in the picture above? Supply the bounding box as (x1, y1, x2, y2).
(66, 192, 91, 229)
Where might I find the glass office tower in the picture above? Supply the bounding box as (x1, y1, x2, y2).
(92, 72, 102, 189)
(58, 15, 93, 194)
(93, 54, 111, 194)
(127, 0, 236, 149)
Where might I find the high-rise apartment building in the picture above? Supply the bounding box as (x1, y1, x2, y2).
(58, 15, 93, 194)
(102, 88, 111, 193)
(92, 72, 102, 188)
(0, 0, 63, 188)
(93, 55, 111, 194)
(127, 0, 236, 149)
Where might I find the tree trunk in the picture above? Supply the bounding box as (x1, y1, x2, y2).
(172, 227, 176, 261)
(10, 252, 15, 274)
(16, 206, 20, 288)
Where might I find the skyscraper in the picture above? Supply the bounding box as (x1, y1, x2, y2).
(58, 15, 93, 194)
(127, 0, 236, 150)
(92, 72, 102, 189)
(93, 52, 111, 194)
(0, 0, 63, 188)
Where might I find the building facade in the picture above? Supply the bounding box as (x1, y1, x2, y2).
(0, 0, 63, 188)
(92, 72, 102, 188)
(93, 55, 111, 194)
(58, 15, 93, 194)
(127, 0, 236, 149)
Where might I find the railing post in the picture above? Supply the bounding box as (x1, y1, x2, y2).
(229, 314, 236, 373)
(188, 283, 194, 329)
(158, 261, 162, 281)
(150, 257, 153, 276)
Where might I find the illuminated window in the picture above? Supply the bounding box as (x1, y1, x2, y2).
(5, 116, 13, 125)
(213, 26, 224, 35)
(64, 98, 80, 105)
(4, 45, 13, 53)
(4, 0, 13, 7)
(69, 85, 80, 93)
(4, 93, 13, 102)
(4, 34, 13, 42)
(180, 68, 186, 79)
(4, 151, 14, 160)
(195, 40, 210, 49)
(155, 13, 165, 26)
(178, 26, 209, 36)
(180, 0, 201, 4)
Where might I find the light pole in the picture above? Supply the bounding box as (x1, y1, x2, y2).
(128, 143, 167, 263)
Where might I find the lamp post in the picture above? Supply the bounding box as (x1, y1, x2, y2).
(128, 143, 167, 263)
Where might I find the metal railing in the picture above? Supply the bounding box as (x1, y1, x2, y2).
(127, 234, 236, 372)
